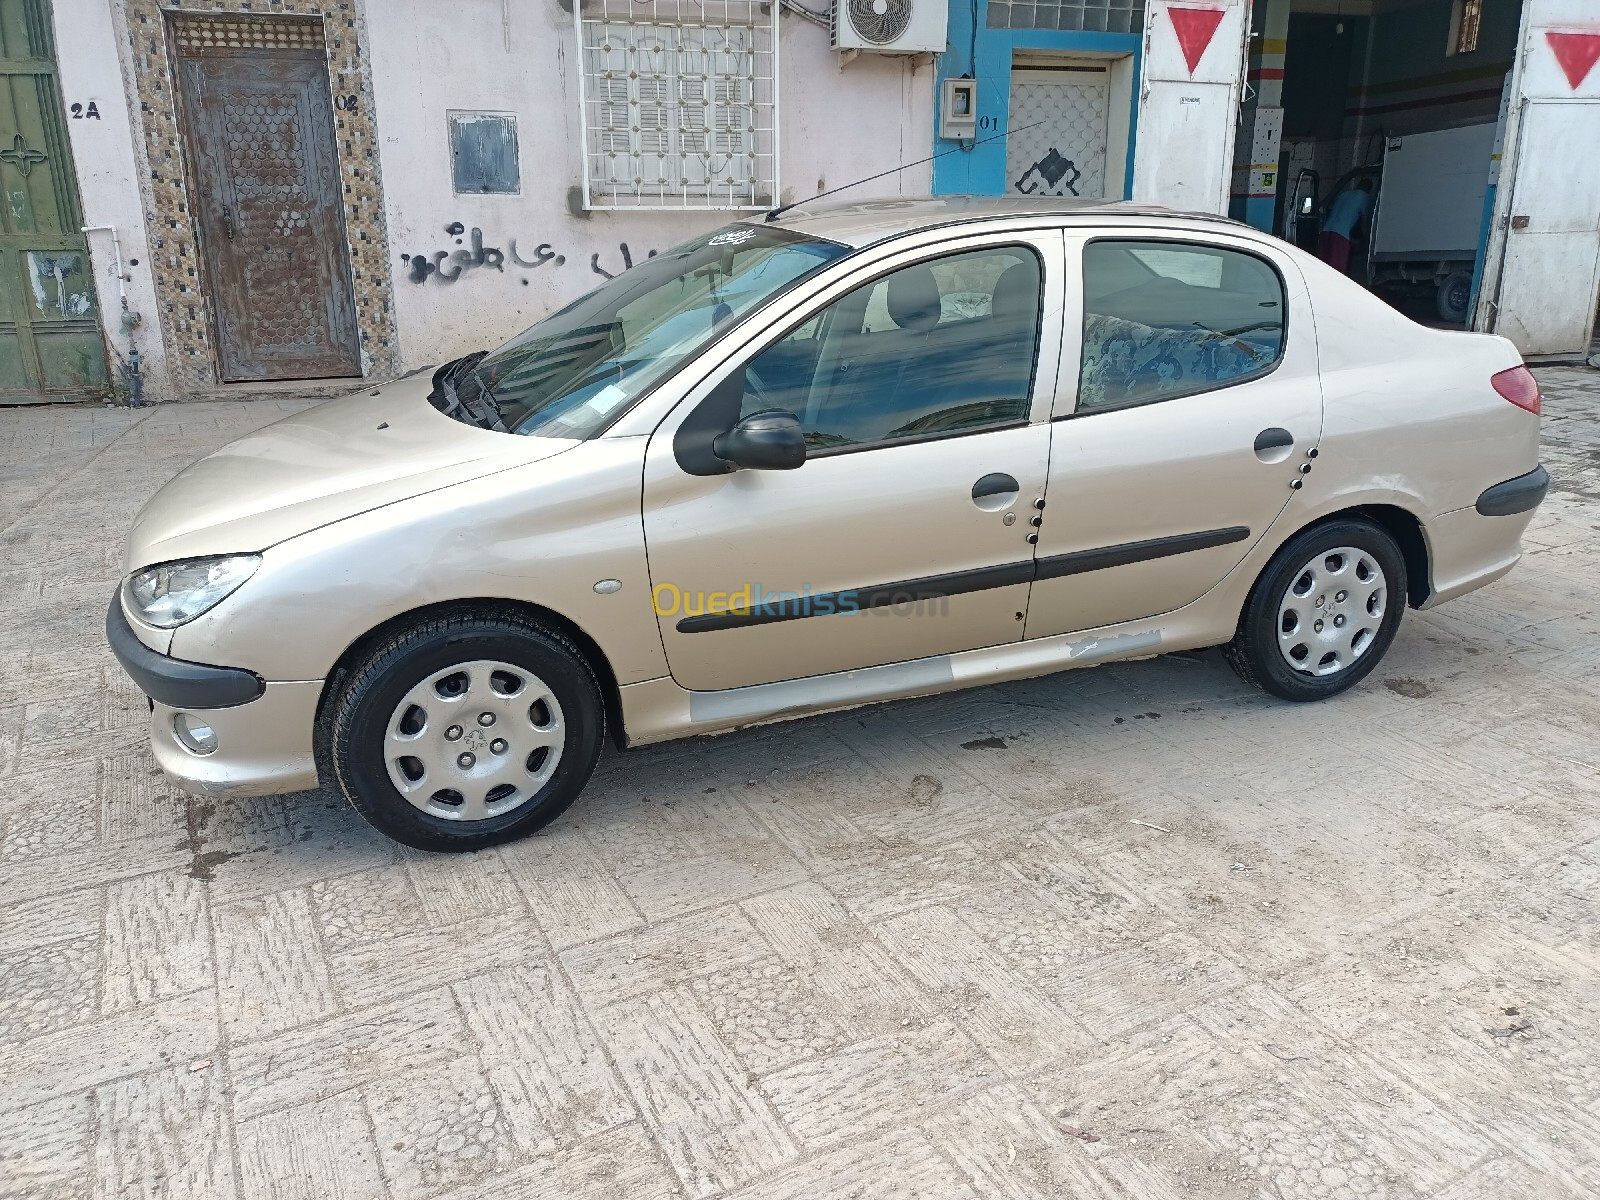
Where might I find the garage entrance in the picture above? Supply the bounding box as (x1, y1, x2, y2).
(1242, 0, 1526, 329)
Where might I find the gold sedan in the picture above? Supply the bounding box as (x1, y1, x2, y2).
(109, 199, 1548, 850)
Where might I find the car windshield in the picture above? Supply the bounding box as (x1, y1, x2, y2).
(450, 224, 851, 438)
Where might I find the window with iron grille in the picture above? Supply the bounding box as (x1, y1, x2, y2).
(577, 0, 777, 210)
(987, 0, 1145, 34)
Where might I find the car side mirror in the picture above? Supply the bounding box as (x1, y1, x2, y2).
(712, 410, 806, 471)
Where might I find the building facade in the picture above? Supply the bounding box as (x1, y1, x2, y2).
(35, 0, 933, 405)
(4, 0, 1596, 406)
(929, 0, 1600, 357)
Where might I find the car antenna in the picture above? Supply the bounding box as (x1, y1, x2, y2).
(763, 120, 1047, 223)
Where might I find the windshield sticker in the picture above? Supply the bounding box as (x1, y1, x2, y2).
(708, 229, 757, 247)
(584, 383, 631, 415)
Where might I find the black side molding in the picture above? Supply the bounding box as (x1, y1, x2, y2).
(677, 561, 1035, 633)
(1476, 464, 1548, 517)
(1036, 526, 1251, 581)
(676, 526, 1251, 633)
(105, 594, 265, 710)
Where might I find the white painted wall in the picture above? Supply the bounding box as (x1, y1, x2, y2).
(1132, 0, 1249, 214)
(365, 1, 935, 372)
(52, 0, 170, 402)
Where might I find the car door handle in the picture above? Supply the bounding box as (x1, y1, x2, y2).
(972, 473, 1019, 502)
(1253, 427, 1294, 462)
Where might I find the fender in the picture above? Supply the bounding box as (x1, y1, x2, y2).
(167, 439, 665, 687)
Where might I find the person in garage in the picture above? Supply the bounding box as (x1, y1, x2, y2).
(1318, 178, 1373, 275)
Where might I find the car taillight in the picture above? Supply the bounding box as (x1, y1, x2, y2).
(1491, 366, 1541, 415)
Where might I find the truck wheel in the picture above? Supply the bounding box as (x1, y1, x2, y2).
(1436, 271, 1473, 325)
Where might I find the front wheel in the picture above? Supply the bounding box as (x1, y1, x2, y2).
(325, 611, 605, 851)
(1224, 520, 1407, 703)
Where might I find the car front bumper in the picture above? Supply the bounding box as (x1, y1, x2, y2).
(107, 595, 322, 797)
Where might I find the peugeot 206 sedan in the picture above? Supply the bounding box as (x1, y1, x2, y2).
(109, 198, 1548, 851)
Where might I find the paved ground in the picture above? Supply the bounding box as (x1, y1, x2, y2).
(2, 372, 1598, 1200)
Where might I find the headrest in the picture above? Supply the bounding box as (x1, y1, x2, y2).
(991, 260, 1039, 323)
(887, 265, 942, 332)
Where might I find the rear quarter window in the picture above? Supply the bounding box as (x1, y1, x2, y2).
(1078, 239, 1287, 413)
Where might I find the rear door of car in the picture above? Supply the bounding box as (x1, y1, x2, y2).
(1025, 227, 1324, 641)
(641, 229, 1065, 693)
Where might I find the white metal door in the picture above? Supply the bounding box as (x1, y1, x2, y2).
(1131, 0, 1249, 215)
(1006, 67, 1110, 201)
(1481, 1, 1600, 355)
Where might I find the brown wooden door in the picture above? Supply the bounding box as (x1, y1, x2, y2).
(176, 44, 359, 382)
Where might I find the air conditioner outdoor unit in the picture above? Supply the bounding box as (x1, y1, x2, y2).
(830, 0, 947, 54)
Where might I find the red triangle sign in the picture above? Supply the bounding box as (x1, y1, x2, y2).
(1547, 31, 1600, 91)
(1168, 5, 1227, 75)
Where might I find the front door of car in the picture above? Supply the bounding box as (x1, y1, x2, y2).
(1025, 231, 1324, 642)
(642, 233, 1064, 693)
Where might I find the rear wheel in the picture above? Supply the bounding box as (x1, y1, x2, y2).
(326, 611, 604, 851)
(1436, 270, 1473, 325)
(1224, 520, 1406, 703)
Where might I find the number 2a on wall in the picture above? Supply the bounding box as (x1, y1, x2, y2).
(69, 102, 101, 119)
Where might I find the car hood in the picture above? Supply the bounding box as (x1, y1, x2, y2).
(124, 372, 579, 571)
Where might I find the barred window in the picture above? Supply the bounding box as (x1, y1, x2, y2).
(987, 0, 1145, 34)
(577, 0, 777, 210)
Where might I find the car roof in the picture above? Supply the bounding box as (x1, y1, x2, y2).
(749, 195, 1260, 249)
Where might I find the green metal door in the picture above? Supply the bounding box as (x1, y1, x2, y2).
(0, 0, 108, 404)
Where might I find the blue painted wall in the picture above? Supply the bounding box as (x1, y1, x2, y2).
(932, 1, 1143, 197)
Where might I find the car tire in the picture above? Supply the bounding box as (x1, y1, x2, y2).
(1224, 519, 1407, 703)
(326, 610, 604, 851)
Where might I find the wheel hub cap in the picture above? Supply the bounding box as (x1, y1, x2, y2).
(382, 659, 565, 821)
(1276, 546, 1387, 677)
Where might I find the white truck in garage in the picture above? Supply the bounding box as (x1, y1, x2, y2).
(1286, 122, 1499, 325)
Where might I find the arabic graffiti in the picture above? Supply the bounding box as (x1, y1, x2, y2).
(401, 223, 658, 286)
(588, 241, 660, 281)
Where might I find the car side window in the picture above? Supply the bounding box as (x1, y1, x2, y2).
(740, 246, 1043, 454)
(1077, 239, 1286, 413)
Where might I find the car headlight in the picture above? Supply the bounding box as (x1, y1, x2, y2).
(124, 555, 260, 629)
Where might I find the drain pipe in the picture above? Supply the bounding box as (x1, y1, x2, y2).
(81, 223, 144, 406)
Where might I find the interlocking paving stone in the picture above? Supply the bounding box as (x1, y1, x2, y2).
(94, 1064, 236, 1200)
(596, 985, 799, 1196)
(236, 1093, 386, 1200)
(229, 989, 467, 1123)
(452, 963, 634, 1153)
(499, 828, 645, 951)
(101, 869, 212, 1013)
(0, 373, 1598, 1195)
(215, 889, 341, 1042)
(0, 989, 217, 1114)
